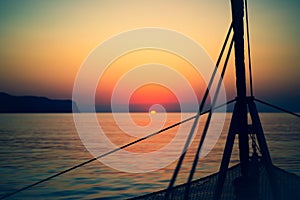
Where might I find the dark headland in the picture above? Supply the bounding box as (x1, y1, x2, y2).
(0, 92, 78, 113)
(0, 92, 297, 113)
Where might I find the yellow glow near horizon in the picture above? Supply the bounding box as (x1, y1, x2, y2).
(150, 110, 157, 115)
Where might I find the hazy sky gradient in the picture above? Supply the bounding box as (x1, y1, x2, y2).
(0, 0, 299, 111)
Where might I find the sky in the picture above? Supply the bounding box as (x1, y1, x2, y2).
(0, 0, 299, 111)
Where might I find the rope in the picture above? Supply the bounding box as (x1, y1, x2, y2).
(0, 100, 235, 200)
(254, 98, 300, 118)
(184, 37, 234, 199)
(164, 23, 233, 199)
(245, 0, 254, 97)
(250, 133, 261, 155)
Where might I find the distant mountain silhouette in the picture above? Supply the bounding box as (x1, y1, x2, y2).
(0, 92, 78, 113)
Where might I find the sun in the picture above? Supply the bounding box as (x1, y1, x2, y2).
(150, 110, 157, 115)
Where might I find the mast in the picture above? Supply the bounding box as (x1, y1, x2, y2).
(213, 1, 251, 199)
(214, 1, 280, 199)
(230, 0, 249, 176)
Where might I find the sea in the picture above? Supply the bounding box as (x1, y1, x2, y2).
(0, 113, 299, 199)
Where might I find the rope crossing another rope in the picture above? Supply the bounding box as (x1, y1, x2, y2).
(0, 100, 235, 200)
(1, 100, 298, 199)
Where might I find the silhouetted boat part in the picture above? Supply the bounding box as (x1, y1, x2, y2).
(132, 0, 300, 199)
(1, 0, 300, 200)
(131, 158, 300, 200)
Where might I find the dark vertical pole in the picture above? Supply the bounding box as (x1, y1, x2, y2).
(230, 0, 249, 177)
(248, 99, 280, 200)
(213, 103, 238, 200)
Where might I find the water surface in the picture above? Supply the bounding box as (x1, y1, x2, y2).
(0, 113, 299, 199)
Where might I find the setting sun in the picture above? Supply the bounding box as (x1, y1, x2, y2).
(150, 110, 157, 115)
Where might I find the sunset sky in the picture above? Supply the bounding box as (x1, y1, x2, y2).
(0, 0, 299, 111)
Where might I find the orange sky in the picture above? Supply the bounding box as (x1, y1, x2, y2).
(95, 49, 207, 111)
(0, 0, 299, 111)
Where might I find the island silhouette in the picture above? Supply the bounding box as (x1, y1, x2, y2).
(0, 92, 78, 113)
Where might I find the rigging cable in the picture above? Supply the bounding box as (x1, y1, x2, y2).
(0, 100, 236, 200)
(250, 131, 261, 155)
(245, 0, 254, 97)
(254, 98, 300, 118)
(164, 23, 233, 199)
(245, 1, 299, 119)
(184, 37, 235, 199)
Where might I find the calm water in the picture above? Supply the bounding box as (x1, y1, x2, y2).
(0, 113, 299, 199)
